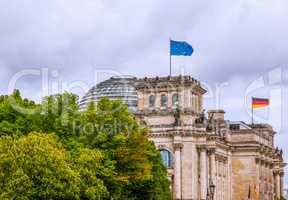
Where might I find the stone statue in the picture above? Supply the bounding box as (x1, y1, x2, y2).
(174, 106, 181, 126)
(195, 109, 206, 125)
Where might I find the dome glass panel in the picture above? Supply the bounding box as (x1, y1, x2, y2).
(79, 76, 138, 112)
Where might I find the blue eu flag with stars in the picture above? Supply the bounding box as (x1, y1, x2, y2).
(170, 40, 193, 56)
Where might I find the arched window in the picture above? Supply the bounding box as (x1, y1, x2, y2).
(160, 149, 172, 168)
(172, 94, 179, 107)
(161, 94, 167, 107)
(149, 95, 155, 107)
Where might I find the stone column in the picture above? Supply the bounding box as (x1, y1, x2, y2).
(270, 164, 274, 199)
(199, 146, 207, 200)
(173, 143, 183, 200)
(227, 156, 232, 200)
(191, 144, 197, 199)
(199, 94, 203, 111)
(209, 149, 216, 185)
(219, 161, 223, 200)
(191, 93, 195, 110)
(196, 95, 200, 112)
(216, 160, 219, 200)
(280, 172, 284, 197)
(209, 149, 217, 200)
(276, 172, 281, 198)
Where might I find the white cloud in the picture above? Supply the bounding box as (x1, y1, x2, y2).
(0, 0, 287, 181)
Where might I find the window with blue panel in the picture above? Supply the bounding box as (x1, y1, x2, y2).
(160, 149, 172, 168)
(149, 95, 156, 107)
(172, 93, 179, 107)
(161, 94, 167, 107)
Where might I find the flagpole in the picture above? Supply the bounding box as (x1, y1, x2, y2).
(169, 38, 172, 76)
(251, 97, 254, 126)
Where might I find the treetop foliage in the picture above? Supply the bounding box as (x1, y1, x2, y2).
(0, 90, 171, 200)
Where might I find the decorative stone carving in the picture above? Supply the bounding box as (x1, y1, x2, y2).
(197, 145, 207, 152)
(173, 106, 182, 126)
(195, 109, 206, 124)
(207, 148, 216, 155)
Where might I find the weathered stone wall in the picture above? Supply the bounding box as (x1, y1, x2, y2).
(135, 75, 285, 200)
(231, 156, 257, 200)
(181, 138, 196, 199)
(143, 115, 175, 126)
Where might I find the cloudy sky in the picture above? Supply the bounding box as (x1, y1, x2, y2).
(0, 0, 287, 182)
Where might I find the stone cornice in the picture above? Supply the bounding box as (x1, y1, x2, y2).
(215, 141, 232, 151)
(255, 156, 275, 167)
(135, 107, 199, 116)
(149, 130, 227, 139)
(149, 124, 207, 131)
(230, 127, 274, 141)
(148, 132, 173, 138)
(135, 75, 207, 94)
(149, 125, 210, 137)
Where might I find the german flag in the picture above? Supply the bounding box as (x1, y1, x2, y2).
(252, 97, 269, 109)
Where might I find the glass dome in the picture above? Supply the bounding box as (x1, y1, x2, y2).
(79, 76, 138, 112)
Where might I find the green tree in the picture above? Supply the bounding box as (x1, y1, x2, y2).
(78, 98, 171, 200)
(0, 90, 41, 137)
(74, 148, 112, 200)
(0, 91, 171, 200)
(0, 132, 80, 200)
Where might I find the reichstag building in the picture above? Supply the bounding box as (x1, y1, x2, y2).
(79, 75, 285, 200)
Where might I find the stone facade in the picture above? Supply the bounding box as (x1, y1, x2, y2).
(134, 75, 286, 200)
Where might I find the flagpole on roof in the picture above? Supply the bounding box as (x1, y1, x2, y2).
(169, 38, 172, 76)
(251, 97, 254, 126)
(169, 39, 193, 76)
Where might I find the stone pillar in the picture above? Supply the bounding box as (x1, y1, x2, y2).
(191, 144, 197, 199)
(209, 149, 216, 185)
(219, 161, 223, 200)
(276, 173, 281, 198)
(173, 143, 183, 200)
(191, 92, 195, 110)
(216, 160, 219, 200)
(270, 164, 274, 199)
(227, 156, 232, 200)
(199, 146, 207, 200)
(209, 149, 217, 200)
(199, 94, 203, 111)
(196, 95, 200, 112)
(280, 172, 284, 197)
